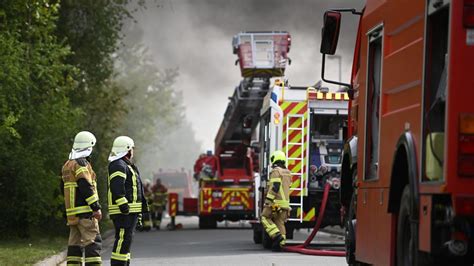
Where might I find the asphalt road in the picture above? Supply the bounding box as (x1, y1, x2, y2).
(97, 216, 347, 266)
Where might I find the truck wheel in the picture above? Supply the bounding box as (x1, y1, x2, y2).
(396, 186, 417, 266)
(253, 225, 262, 244)
(199, 216, 208, 229)
(209, 217, 217, 229)
(345, 218, 356, 264)
(262, 230, 273, 249)
(345, 191, 357, 264)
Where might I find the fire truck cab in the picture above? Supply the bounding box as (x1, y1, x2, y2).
(320, 0, 474, 265)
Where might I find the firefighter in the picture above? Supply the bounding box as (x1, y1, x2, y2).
(139, 181, 153, 231)
(108, 136, 148, 265)
(193, 153, 206, 180)
(151, 177, 168, 230)
(260, 150, 291, 251)
(62, 131, 102, 265)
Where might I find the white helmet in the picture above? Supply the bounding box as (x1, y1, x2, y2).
(108, 136, 135, 161)
(69, 131, 96, 160)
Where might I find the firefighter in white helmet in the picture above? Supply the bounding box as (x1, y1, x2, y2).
(62, 131, 102, 265)
(107, 136, 148, 265)
(261, 150, 291, 251)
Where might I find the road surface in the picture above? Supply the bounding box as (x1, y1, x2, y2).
(98, 217, 347, 266)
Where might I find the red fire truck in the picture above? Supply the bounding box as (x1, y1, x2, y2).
(320, 0, 474, 265)
(194, 32, 292, 229)
(195, 145, 256, 229)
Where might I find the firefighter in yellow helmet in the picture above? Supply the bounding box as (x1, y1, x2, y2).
(260, 150, 291, 251)
(61, 131, 102, 265)
(107, 136, 148, 265)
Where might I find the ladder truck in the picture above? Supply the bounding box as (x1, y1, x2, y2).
(194, 31, 292, 229)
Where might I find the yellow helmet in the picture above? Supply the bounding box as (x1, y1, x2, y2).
(270, 150, 286, 164)
(72, 131, 96, 150)
(69, 131, 96, 159)
(108, 136, 134, 161)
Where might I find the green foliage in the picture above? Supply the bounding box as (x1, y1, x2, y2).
(55, 1, 132, 207)
(0, 0, 200, 238)
(0, 0, 81, 236)
(0, 234, 67, 265)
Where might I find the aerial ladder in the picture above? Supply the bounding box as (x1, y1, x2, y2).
(193, 31, 292, 229)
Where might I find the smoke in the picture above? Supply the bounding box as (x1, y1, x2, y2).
(132, 0, 364, 149)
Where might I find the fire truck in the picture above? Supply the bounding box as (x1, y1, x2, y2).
(320, 0, 474, 265)
(252, 80, 349, 247)
(194, 31, 292, 229)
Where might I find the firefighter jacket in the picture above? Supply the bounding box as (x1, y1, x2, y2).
(61, 158, 101, 225)
(265, 166, 291, 210)
(144, 185, 153, 206)
(107, 158, 148, 216)
(151, 184, 168, 208)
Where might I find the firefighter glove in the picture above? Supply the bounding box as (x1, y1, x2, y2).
(136, 214, 144, 231)
(119, 203, 130, 214)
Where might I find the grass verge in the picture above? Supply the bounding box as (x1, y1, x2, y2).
(0, 235, 67, 265)
(0, 218, 113, 265)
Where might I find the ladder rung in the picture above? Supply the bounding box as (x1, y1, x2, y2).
(288, 218, 303, 222)
(290, 188, 302, 191)
(287, 128, 303, 132)
(290, 173, 302, 176)
(287, 142, 303, 146)
(287, 157, 302, 160)
(289, 203, 302, 206)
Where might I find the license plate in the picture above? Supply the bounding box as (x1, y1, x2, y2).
(228, 205, 244, 210)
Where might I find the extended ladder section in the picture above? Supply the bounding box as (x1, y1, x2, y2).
(286, 114, 305, 222)
(214, 78, 270, 150)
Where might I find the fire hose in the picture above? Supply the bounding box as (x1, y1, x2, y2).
(283, 182, 346, 256)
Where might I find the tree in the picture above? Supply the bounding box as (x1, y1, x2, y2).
(0, 0, 81, 235)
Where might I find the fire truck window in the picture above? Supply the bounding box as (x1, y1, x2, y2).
(311, 114, 345, 139)
(422, 4, 449, 182)
(364, 28, 383, 181)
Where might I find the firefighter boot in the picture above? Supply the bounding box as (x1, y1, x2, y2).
(272, 233, 285, 252)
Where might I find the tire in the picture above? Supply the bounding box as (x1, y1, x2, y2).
(253, 225, 263, 244)
(397, 186, 434, 266)
(396, 186, 416, 266)
(345, 191, 357, 265)
(208, 217, 217, 229)
(199, 216, 208, 229)
(262, 230, 273, 249)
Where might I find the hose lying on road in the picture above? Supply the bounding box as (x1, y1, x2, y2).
(283, 183, 346, 257)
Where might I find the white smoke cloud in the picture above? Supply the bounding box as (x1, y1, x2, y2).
(132, 0, 364, 149)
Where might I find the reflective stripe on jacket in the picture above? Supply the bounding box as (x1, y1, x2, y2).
(107, 158, 146, 215)
(266, 166, 291, 209)
(61, 159, 100, 225)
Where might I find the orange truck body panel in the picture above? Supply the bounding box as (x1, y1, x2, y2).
(346, 0, 474, 264)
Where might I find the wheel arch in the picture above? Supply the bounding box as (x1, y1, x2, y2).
(387, 131, 419, 219)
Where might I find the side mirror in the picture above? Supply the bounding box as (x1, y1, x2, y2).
(320, 11, 342, 55)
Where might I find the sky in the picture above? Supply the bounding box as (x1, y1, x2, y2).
(132, 0, 364, 150)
